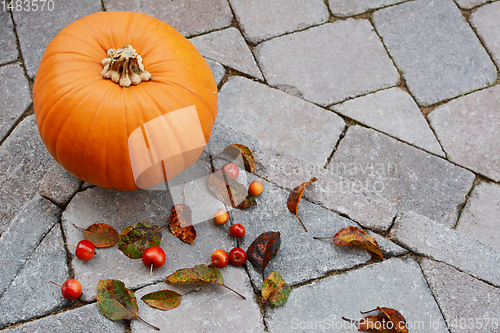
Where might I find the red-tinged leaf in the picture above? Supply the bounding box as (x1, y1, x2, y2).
(74, 223, 118, 248)
(333, 226, 383, 260)
(168, 204, 196, 244)
(165, 264, 246, 299)
(361, 307, 408, 333)
(118, 222, 161, 259)
(97, 279, 159, 330)
(247, 231, 281, 276)
(141, 290, 183, 311)
(207, 170, 256, 209)
(359, 315, 398, 333)
(261, 271, 290, 306)
(287, 177, 318, 232)
(223, 143, 255, 173)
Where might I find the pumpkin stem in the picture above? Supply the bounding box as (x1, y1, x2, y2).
(101, 45, 152, 87)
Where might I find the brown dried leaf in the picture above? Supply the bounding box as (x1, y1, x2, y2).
(223, 143, 256, 173)
(168, 204, 196, 244)
(333, 226, 383, 260)
(286, 177, 318, 232)
(247, 231, 281, 276)
(82, 223, 118, 248)
(359, 315, 398, 333)
(207, 170, 256, 209)
(361, 307, 407, 333)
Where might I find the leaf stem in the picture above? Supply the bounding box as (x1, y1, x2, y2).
(136, 316, 160, 331)
(342, 317, 359, 325)
(360, 308, 378, 315)
(183, 288, 199, 296)
(295, 213, 308, 232)
(221, 284, 246, 300)
(72, 223, 86, 232)
(312, 236, 332, 240)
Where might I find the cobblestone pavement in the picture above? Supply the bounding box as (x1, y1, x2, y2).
(1, 1, 500, 332)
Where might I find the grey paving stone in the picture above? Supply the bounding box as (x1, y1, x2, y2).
(372, 0, 497, 107)
(205, 58, 225, 86)
(13, 0, 101, 79)
(0, 11, 18, 64)
(254, 19, 399, 106)
(104, 0, 233, 38)
(0, 196, 62, 298)
(455, 0, 498, 9)
(471, 1, 500, 68)
(0, 225, 71, 329)
(419, 258, 500, 333)
(328, 125, 475, 226)
(456, 182, 500, 252)
(0, 303, 127, 333)
(332, 87, 443, 156)
(229, 0, 329, 44)
(205, 122, 260, 157)
(232, 173, 407, 288)
(190, 28, 263, 80)
(131, 266, 265, 333)
(39, 162, 83, 207)
(265, 257, 448, 333)
(390, 211, 500, 287)
(328, 0, 409, 17)
(0, 115, 54, 236)
(61, 186, 233, 302)
(80, 182, 95, 190)
(428, 85, 500, 181)
(218, 77, 346, 167)
(0, 63, 31, 142)
(253, 149, 396, 232)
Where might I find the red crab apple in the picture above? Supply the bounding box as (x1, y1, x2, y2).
(51, 279, 82, 300)
(214, 209, 229, 225)
(211, 249, 229, 268)
(142, 246, 166, 278)
(222, 163, 239, 179)
(229, 224, 246, 238)
(75, 240, 95, 261)
(229, 248, 247, 266)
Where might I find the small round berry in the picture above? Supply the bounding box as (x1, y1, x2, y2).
(211, 249, 229, 268)
(61, 279, 82, 300)
(75, 240, 95, 261)
(249, 181, 264, 196)
(142, 246, 166, 269)
(229, 248, 247, 266)
(230, 224, 246, 238)
(222, 163, 239, 179)
(214, 209, 229, 225)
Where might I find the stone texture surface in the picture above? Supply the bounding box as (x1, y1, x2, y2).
(13, 0, 101, 78)
(328, 0, 409, 17)
(266, 257, 448, 333)
(104, 0, 233, 37)
(372, 0, 497, 107)
(255, 19, 400, 106)
(1, 303, 127, 333)
(390, 211, 500, 287)
(429, 85, 500, 181)
(420, 258, 500, 333)
(205, 122, 260, 157)
(472, 1, 500, 67)
(0, 115, 54, 236)
(218, 77, 345, 166)
(0, 11, 18, 64)
(0, 63, 32, 142)
(332, 87, 443, 156)
(61, 187, 233, 302)
(39, 163, 83, 207)
(233, 173, 407, 288)
(456, 182, 500, 251)
(254, 149, 396, 232)
(131, 266, 265, 333)
(455, 0, 498, 9)
(0, 196, 62, 298)
(229, 0, 329, 44)
(191, 28, 263, 80)
(328, 126, 475, 226)
(0, 225, 71, 329)
(205, 58, 225, 86)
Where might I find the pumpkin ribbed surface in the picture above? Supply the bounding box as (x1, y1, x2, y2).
(33, 11, 218, 191)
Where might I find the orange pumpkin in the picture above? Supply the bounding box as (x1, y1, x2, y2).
(33, 11, 218, 191)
